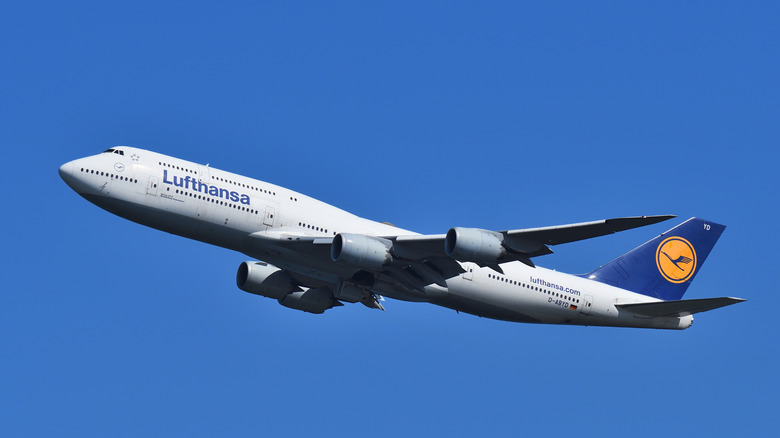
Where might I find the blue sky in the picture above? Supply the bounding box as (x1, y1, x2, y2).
(2, 1, 778, 436)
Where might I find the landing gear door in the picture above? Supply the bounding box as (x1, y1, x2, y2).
(263, 206, 275, 226)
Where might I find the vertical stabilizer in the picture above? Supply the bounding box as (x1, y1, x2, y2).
(582, 218, 725, 301)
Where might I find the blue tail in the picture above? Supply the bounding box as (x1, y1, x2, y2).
(581, 217, 726, 300)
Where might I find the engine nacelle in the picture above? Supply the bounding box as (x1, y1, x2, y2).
(445, 227, 506, 264)
(278, 288, 340, 314)
(331, 233, 392, 270)
(236, 261, 298, 300)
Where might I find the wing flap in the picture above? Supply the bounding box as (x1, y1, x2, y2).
(616, 297, 746, 317)
(392, 234, 446, 259)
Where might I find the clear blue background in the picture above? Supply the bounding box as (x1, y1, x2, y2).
(2, 1, 777, 436)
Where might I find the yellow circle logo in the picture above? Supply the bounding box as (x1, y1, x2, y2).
(656, 237, 697, 283)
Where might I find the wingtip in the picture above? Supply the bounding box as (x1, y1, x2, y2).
(639, 215, 677, 225)
(607, 215, 676, 224)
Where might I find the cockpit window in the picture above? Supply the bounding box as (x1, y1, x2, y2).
(103, 148, 115, 153)
(102, 148, 125, 156)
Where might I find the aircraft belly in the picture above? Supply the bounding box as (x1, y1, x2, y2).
(435, 294, 542, 323)
(435, 277, 542, 323)
(81, 193, 252, 251)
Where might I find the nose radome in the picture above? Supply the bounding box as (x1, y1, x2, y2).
(59, 161, 71, 181)
(59, 161, 78, 189)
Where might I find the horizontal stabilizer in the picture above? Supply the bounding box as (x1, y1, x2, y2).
(616, 297, 746, 317)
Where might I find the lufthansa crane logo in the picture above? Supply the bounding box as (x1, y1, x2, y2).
(656, 236, 697, 283)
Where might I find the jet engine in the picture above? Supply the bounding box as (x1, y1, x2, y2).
(331, 233, 392, 270)
(236, 261, 299, 300)
(237, 262, 341, 314)
(278, 288, 342, 314)
(445, 227, 506, 264)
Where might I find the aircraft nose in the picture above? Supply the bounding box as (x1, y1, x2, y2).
(59, 161, 78, 190)
(59, 161, 71, 180)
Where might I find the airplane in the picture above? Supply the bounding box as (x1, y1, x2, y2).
(59, 146, 745, 329)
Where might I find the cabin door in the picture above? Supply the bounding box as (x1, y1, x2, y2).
(198, 165, 210, 184)
(581, 294, 594, 315)
(147, 176, 158, 195)
(263, 206, 275, 226)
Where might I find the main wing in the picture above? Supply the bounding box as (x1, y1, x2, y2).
(392, 215, 675, 265)
(245, 215, 675, 291)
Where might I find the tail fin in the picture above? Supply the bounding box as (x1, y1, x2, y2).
(582, 217, 725, 301)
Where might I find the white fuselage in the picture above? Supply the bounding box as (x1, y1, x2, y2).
(60, 147, 692, 329)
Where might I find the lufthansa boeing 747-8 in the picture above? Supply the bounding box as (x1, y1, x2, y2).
(60, 147, 744, 329)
